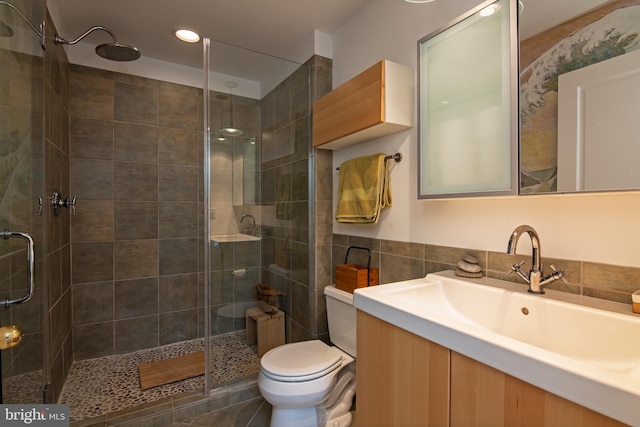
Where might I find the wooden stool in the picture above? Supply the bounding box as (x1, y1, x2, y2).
(246, 307, 285, 356)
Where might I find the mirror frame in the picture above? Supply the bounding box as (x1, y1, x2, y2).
(417, 0, 519, 199)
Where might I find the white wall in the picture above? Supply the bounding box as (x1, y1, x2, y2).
(331, 0, 640, 268)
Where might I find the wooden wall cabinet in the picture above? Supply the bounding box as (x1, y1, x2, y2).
(312, 60, 413, 150)
(356, 310, 626, 427)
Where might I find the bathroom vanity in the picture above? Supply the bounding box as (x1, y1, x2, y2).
(354, 271, 638, 426)
(356, 311, 624, 427)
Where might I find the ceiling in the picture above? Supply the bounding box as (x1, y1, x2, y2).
(51, 0, 373, 72)
(48, 0, 612, 90)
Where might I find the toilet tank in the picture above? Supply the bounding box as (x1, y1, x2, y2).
(324, 285, 357, 357)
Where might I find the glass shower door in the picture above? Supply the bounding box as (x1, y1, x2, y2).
(204, 38, 265, 392)
(204, 36, 304, 393)
(0, 0, 46, 404)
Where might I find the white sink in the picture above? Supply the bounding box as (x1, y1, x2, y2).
(354, 270, 640, 426)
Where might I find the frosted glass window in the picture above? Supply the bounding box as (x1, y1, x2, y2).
(418, 0, 518, 198)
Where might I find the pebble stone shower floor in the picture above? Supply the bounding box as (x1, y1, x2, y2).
(58, 331, 261, 422)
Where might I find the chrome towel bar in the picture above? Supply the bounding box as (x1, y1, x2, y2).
(336, 152, 402, 170)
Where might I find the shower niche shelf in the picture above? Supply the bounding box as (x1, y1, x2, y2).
(312, 59, 413, 150)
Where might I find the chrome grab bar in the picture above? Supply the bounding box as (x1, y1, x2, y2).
(1, 230, 35, 307)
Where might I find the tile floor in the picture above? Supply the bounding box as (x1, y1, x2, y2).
(7, 331, 356, 426)
(2, 369, 44, 403)
(60, 331, 260, 423)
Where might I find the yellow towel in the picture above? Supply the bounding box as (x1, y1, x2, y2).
(336, 153, 392, 224)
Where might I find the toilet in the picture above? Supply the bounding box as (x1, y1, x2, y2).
(258, 285, 357, 427)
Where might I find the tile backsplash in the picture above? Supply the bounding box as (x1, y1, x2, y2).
(333, 234, 640, 306)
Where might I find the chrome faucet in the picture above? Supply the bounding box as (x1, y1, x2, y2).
(240, 214, 257, 235)
(506, 225, 567, 294)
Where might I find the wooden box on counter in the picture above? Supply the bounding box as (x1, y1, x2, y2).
(335, 264, 379, 294)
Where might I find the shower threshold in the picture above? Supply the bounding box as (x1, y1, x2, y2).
(59, 330, 260, 423)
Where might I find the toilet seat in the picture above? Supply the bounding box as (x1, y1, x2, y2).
(261, 340, 345, 382)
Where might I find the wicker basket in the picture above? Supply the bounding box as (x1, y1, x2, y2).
(256, 285, 286, 309)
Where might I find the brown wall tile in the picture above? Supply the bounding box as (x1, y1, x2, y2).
(70, 158, 114, 200)
(159, 310, 199, 345)
(158, 238, 198, 276)
(70, 66, 114, 120)
(114, 277, 158, 319)
(72, 242, 113, 284)
(69, 117, 113, 160)
(159, 273, 199, 312)
(114, 201, 158, 240)
(334, 233, 640, 306)
(114, 82, 158, 126)
(159, 128, 199, 166)
(73, 282, 114, 325)
(115, 316, 158, 352)
(114, 122, 158, 163)
(72, 200, 114, 242)
(583, 262, 640, 294)
(290, 282, 310, 327)
(73, 322, 114, 360)
(159, 83, 199, 130)
(114, 239, 159, 280)
(114, 162, 158, 201)
(380, 253, 425, 284)
(159, 165, 199, 201)
(159, 202, 198, 238)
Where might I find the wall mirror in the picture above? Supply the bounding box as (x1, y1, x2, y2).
(519, 0, 640, 194)
(418, 0, 519, 199)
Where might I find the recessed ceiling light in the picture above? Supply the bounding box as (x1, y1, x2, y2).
(404, 0, 435, 3)
(174, 28, 200, 43)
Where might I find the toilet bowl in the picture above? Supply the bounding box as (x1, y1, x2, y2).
(258, 285, 357, 427)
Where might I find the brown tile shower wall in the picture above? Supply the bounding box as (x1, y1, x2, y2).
(259, 55, 333, 344)
(311, 57, 334, 343)
(69, 66, 204, 360)
(43, 11, 73, 403)
(69, 54, 331, 363)
(333, 234, 640, 306)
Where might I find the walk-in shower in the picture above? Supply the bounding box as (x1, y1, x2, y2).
(0, 0, 323, 422)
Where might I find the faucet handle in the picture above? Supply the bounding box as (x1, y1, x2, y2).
(507, 260, 526, 274)
(549, 264, 569, 284)
(508, 260, 531, 284)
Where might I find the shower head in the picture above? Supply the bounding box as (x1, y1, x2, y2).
(95, 42, 140, 61)
(55, 25, 141, 61)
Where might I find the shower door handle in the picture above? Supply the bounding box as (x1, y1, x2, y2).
(1, 230, 35, 307)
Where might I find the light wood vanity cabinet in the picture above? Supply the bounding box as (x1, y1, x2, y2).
(356, 310, 626, 427)
(356, 311, 449, 427)
(312, 60, 412, 150)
